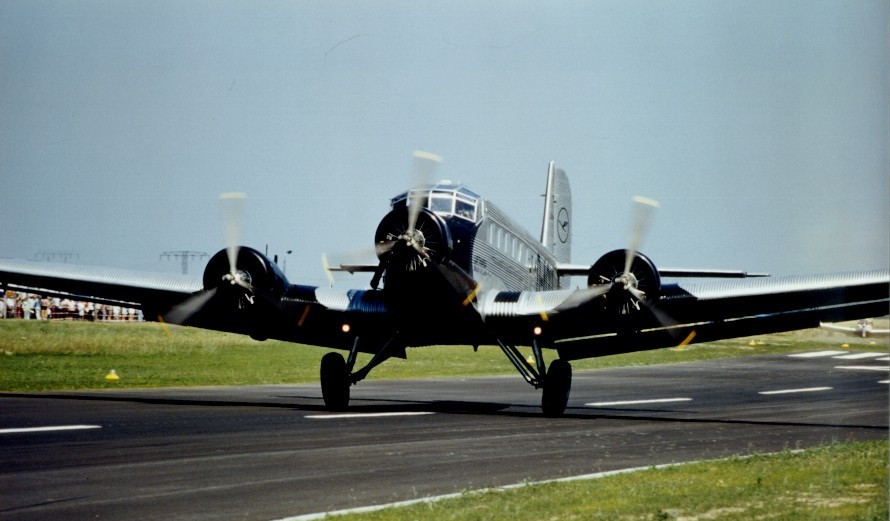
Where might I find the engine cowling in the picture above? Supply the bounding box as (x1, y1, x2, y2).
(203, 246, 286, 291)
(374, 207, 453, 274)
(203, 246, 288, 309)
(587, 249, 661, 316)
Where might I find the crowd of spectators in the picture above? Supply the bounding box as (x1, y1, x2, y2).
(1, 291, 143, 322)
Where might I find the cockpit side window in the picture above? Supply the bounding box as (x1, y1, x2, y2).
(455, 198, 476, 221)
(429, 191, 454, 214)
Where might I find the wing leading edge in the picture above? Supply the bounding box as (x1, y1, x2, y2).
(477, 269, 889, 360)
(0, 258, 201, 311)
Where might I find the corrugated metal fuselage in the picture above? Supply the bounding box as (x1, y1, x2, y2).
(448, 199, 563, 293)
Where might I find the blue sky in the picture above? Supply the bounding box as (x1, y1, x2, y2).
(2, 1, 887, 286)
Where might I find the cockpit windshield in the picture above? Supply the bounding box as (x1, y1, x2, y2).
(391, 183, 480, 223)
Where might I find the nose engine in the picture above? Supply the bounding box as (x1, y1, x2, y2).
(372, 207, 453, 286)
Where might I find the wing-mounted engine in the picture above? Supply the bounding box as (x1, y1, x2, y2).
(167, 246, 289, 339)
(587, 249, 661, 316)
(202, 246, 288, 308)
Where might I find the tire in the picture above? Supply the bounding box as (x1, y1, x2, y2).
(541, 359, 572, 417)
(320, 352, 350, 411)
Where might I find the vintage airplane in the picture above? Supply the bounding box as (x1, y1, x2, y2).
(1, 152, 888, 416)
(820, 319, 890, 339)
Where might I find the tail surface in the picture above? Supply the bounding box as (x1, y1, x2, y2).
(540, 161, 572, 267)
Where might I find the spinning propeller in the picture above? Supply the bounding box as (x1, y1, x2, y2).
(162, 192, 253, 325)
(371, 151, 445, 288)
(557, 196, 661, 314)
(219, 192, 252, 291)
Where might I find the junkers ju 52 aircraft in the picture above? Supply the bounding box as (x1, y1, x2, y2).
(2, 152, 888, 416)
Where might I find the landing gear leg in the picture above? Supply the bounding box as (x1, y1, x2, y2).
(320, 336, 405, 412)
(541, 359, 572, 417)
(496, 337, 573, 417)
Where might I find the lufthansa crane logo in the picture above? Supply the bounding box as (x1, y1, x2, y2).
(557, 207, 569, 243)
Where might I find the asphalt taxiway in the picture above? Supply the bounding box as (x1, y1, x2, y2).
(1, 350, 887, 521)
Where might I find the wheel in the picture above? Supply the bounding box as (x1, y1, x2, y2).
(320, 352, 350, 411)
(541, 359, 572, 417)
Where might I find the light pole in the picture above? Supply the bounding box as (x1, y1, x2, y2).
(160, 251, 209, 275)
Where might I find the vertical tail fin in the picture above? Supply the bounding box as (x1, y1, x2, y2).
(540, 161, 572, 268)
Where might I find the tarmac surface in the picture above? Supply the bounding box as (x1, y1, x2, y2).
(1, 350, 887, 521)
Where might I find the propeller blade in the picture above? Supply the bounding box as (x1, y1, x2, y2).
(375, 240, 399, 257)
(641, 299, 686, 340)
(407, 151, 442, 232)
(321, 254, 336, 286)
(627, 286, 647, 301)
(162, 288, 217, 325)
(433, 260, 478, 300)
(554, 283, 613, 312)
(625, 196, 659, 275)
(220, 192, 247, 275)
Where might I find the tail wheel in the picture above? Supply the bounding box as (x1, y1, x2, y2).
(320, 352, 350, 411)
(542, 359, 572, 417)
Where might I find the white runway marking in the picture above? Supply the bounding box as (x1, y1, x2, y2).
(832, 352, 887, 360)
(789, 350, 847, 358)
(835, 365, 889, 372)
(0, 425, 102, 434)
(305, 412, 435, 420)
(585, 398, 692, 407)
(875, 357, 890, 362)
(759, 387, 832, 395)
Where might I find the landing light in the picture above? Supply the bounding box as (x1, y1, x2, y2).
(533, 326, 543, 336)
(341, 324, 351, 334)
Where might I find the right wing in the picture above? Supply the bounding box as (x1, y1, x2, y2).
(476, 269, 889, 359)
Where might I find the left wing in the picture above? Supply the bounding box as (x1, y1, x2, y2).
(0, 258, 201, 313)
(0, 254, 397, 354)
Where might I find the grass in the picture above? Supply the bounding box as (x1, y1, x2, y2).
(0, 319, 886, 392)
(334, 440, 888, 521)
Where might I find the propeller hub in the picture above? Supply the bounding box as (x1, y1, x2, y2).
(223, 270, 252, 288)
(400, 229, 426, 250)
(615, 272, 639, 292)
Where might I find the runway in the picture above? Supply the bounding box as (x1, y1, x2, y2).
(2, 350, 887, 521)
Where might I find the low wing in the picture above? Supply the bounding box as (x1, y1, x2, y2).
(0, 257, 390, 353)
(0, 258, 201, 313)
(2, 257, 886, 359)
(477, 270, 889, 360)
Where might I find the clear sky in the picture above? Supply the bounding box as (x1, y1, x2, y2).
(2, 1, 888, 287)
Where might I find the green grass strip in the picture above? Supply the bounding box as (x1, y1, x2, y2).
(295, 440, 888, 521)
(1, 320, 885, 391)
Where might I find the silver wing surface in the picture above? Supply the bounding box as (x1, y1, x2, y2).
(1, 258, 887, 359)
(0, 257, 386, 353)
(477, 270, 889, 360)
(0, 258, 201, 310)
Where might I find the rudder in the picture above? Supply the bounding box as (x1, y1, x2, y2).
(540, 161, 572, 267)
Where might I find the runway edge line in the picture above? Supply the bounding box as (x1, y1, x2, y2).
(274, 450, 804, 521)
